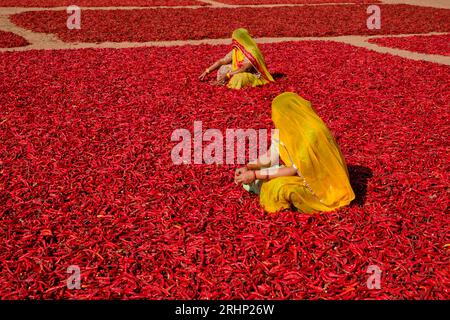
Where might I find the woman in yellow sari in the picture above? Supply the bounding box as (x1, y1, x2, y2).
(199, 28, 274, 89)
(235, 92, 355, 214)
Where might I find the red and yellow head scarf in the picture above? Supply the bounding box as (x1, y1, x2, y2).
(231, 28, 274, 82)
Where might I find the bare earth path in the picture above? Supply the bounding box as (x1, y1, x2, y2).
(0, 0, 449, 66)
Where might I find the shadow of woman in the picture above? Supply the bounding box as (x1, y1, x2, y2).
(271, 72, 286, 81)
(347, 165, 373, 207)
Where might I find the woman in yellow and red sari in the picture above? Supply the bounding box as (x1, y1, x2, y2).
(199, 28, 274, 89)
(235, 92, 355, 214)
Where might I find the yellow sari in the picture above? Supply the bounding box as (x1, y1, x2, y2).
(260, 93, 355, 214)
(228, 28, 274, 89)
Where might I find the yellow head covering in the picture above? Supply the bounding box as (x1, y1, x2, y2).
(260, 92, 355, 213)
(231, 28, 274, 82)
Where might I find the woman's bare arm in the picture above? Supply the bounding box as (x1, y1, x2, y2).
(255, 166, 297, 180)
(234, 166, 296, 185)
(209, 55, 232, 72)
(246, 144, 279, 170)
(199, 52, 232, 80)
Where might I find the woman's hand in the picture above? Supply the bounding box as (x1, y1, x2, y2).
(199, 69, 209, 81)
(235, 170, 256, 185)
(234, 166, 248, 183)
